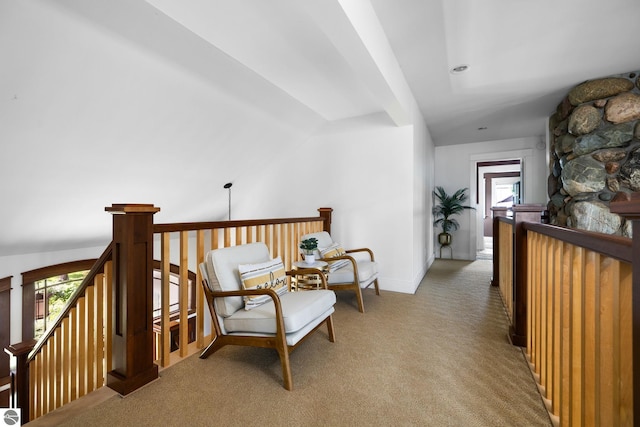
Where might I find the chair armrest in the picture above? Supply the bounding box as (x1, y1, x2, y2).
(318, 254, 359, 274)
(345, 247, 375, 261)
(319, 253, 356, 264)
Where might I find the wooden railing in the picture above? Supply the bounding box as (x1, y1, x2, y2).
(6, 244, 113, 421)
(6, 206, 332, 423)
(526, 224, 633, 426)
(492, 197, 639, 426)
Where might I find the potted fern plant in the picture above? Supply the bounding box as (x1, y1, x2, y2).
(299, 237, 318, 264)
(432, 186, 475, 246)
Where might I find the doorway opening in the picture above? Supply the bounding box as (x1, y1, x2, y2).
(476, 159, 521, 259)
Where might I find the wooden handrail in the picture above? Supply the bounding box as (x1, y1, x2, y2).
(153, 215, 327, 233)
(27, 243, 113, 362)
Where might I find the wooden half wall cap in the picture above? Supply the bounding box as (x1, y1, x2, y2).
(105, 204, 161, 214)
(610, 191, 640, 219)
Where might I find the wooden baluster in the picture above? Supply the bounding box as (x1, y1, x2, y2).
(159, 233, 171, 367)
(179, 231, 189, 358)
(196, 230, 206, 349)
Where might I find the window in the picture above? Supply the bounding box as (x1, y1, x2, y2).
(33, 271, 88, 339)
(22, 260, 96, 341)
(22, 259, 196, 343)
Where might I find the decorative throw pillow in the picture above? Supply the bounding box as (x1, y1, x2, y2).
(320, 243, 350, 272)
(238, 257, 289, 310)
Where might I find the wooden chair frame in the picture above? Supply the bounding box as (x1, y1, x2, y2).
(318, 247, 380, 313)
(200, 268, 335, 390)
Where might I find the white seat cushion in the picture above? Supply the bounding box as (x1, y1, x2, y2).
(328, 260, 378, 288)
(223, 289, 336, 335)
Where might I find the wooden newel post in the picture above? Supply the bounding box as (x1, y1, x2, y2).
(490, 207, 509, 287)
(319, 208, 333, 235)
(105, 204, 160, 395)
(510, 204, 545, 347)
(4, 339, 35, 422)
(610, 193, 640, 424)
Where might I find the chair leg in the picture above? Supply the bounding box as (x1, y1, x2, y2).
(373, 278, 380, 295)
(355, 285, 365, 313)
(326, 315, 336, 342)
(278, 348, 293, 391)
(199, 335, 224, 359)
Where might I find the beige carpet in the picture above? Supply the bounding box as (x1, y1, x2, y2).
(55, 259, 551, 427)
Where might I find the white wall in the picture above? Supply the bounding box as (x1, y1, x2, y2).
(434, 136, 547, 260)
(238, 112, 428, 294)
(412, 107, 436, 287)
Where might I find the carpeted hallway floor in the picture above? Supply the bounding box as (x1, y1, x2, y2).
(38, 259, 551, 427)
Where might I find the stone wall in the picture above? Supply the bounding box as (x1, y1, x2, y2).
(548, 71, 640, 237)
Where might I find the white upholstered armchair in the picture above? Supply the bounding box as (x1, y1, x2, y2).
(300, 231, 380, 313)
(199, 242, 336, 390)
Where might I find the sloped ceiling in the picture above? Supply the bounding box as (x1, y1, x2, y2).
(2, 0, 639, 256)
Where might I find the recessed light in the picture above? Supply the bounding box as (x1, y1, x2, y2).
(450, 64, 469, 74)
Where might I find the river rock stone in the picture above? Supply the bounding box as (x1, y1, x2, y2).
(567, 200, 622, 234)
(619, 147, 640, 191)
(548, 174, 560, 197)
(623, 220, 633, 238)
(561, 156, 606, 196)
(573, 123, 633, 156)
(594, 99, 607, 108)
(568, 77, 634, 106)
(606, 162, 620, 174)
(555, 210, 568, 227)
(599, 192, 613, 201)
(556, 97, 573, 121)
(555, 134, 575, 155)
(552, 158, 562, 177)
(607, 177, 620, 192)
(553, 119, 568, 136)
(592, 148, 627, 163)
(550, 192, 565, 208)
(605, 92, 640, 124)
(568, 105, 601, 135)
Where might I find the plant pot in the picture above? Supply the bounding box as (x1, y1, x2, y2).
(304, 253, 315, 264)
(438, 232, 452, 246)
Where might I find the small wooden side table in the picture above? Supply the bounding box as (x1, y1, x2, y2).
(291, 261, 329, 291)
